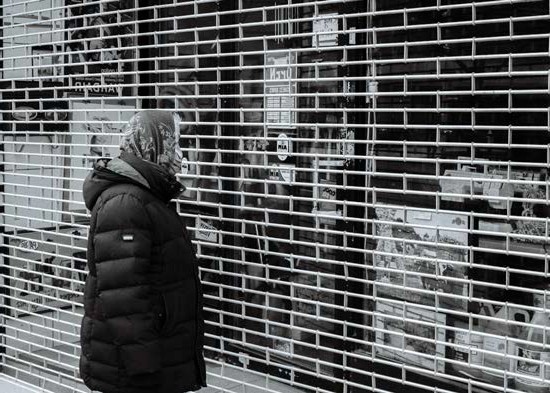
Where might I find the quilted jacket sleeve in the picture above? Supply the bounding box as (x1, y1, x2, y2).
(92, 193, 161, 376)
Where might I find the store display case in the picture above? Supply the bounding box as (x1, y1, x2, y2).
(2, 1, 550, 392)
(348, 1, 550, 392)
(161, 3, 369, 389)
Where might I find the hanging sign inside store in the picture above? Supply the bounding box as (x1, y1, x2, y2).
(195, 217, 218, 243)
(339, 128, 355, 167)
(319, 179, 338, 211)
(315, 179, 342, 226)
(312, 13, 339, 48)
(265, 52, 296, 128)
(277, 133, 291, 161)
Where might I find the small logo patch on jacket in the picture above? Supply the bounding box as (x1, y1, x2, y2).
(122, 234, 134, 241)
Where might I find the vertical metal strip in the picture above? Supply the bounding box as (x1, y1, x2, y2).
(219, 0, 242, 356)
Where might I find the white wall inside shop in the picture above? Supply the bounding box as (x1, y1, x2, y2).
(2, 0, 67, 229)
(1, 0, 85, 370)
(2, 0, 64, 80)
(2, 136, 65, 229)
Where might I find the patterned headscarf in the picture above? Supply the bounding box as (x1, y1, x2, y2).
(120, 110, 183, 176)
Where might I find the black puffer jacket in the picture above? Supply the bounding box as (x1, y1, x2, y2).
(79, 151, 207, 393)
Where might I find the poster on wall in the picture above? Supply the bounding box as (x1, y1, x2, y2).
(373, 205, 469, 310)
(265, 51, 296, 128)
(374, 300, 446, 373)
(1, 82, 69, 230)
(6, 227, 87, 318)
(65, 0, 135, 96)
(67, 101, 136, 213)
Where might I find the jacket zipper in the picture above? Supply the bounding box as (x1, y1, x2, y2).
(179, 213, 207, 386)
(189, 237, 206, 386)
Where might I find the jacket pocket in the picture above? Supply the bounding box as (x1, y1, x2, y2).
(157, 293, 167, 333)
(160, 283, 195, 336)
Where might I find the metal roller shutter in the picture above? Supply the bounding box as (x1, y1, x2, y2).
(1, 0, 549, 392)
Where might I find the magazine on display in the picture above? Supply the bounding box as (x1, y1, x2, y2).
(373, 205, 469, 311)
(375, 300, 446, 373)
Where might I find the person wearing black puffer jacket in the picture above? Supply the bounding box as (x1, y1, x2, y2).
(79, 110, 207, 393)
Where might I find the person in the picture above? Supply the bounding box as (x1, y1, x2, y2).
(79, 110, 207, 393)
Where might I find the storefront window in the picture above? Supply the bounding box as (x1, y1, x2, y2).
(1, 1, 550, 392)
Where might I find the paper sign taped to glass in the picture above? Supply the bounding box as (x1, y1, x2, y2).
(374, 205, 469, 310)
(375, 300, 446, 373)
(313, 179, 342, 226)
(338, 129, 355, 167)
(312, 13, 339, 48)
(195, 217, 219, 243)
(269, 164, 295, 184)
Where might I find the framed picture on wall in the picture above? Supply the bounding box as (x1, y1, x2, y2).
(66, 100, 136, 213)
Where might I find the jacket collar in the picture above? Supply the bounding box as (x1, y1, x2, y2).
(83, 152, 184, 209)
(117, 151, 185, 203)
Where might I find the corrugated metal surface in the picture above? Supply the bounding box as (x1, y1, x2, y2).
(1, 1, 549, 392)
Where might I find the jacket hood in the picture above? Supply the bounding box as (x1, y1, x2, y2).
(83, 151, 184, 210)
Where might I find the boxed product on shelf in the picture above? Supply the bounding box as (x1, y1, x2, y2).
(373, 205, 469, 310)
(374, 300, 446, 373)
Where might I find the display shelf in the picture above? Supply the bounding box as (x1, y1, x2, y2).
(478, 236, 548, 257)
(348, 349, 501, 393)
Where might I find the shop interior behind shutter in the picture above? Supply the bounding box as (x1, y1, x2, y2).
(1, 1, 550, 393)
